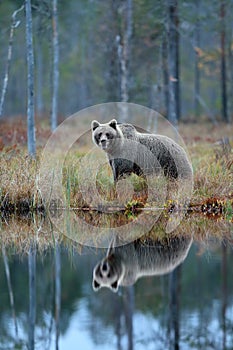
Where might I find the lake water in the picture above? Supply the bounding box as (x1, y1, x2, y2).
(0, 213, 232, 350)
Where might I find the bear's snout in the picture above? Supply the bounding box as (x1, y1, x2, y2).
(101, 260, 110, 276)
(100, 138, 107, 145)
(99, 136, 109, 150)
(102, 261, 108, 271)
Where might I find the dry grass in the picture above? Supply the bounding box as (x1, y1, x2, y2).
(0, 143, 232, 211)
(179, 122, 233, 201)
(0, 212, 87, 254)
(0, 213, 54, 253)
(188, 141, 233, 202)
(0, 147, 41, 212)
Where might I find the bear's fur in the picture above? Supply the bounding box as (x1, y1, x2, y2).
(91, 119, 193, 182)
(93, 235, 193, 292)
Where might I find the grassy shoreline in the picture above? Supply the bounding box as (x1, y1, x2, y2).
(0, 145, 232, 220)
(0, 122, 232, 217)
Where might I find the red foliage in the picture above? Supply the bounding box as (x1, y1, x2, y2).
(0, 117, 51, 148)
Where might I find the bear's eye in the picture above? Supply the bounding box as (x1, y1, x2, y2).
(106, 133, 109, 138)
(98, 132, 102, 138)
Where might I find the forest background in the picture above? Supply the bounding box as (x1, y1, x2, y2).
(0, 0, 233, 129)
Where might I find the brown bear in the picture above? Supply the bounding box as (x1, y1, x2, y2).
(91, 119, 193, 182)
(93, 235, 193, 292)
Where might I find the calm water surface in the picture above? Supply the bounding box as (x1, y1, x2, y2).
(0, 215, 232, 350)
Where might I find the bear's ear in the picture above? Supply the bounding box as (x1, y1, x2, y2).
(91, 120, 100, 131)
(92, 279, 101, 291)
(110, 280, 119, 292)
(109, 119, 117, 130)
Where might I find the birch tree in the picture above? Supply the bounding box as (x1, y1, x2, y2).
(2, 246, 18, 339)
(0, 5, 24, 118)
(162, 30, 169, 118)
(36, 21, 43, 118)
(122, 0, 132, 104)
(221, 242, 228, 350)
(25, 0, 36, 156)
(123, 286, 134, 350)
(220, 0, 228, 122)
(106, 0, 120, 102)
(194, 0, 201, 118)
(169, 266, 181, 350)
(117, 0, 133, 122)
(54, 243, 61, 350)
(28, 244, 36, 350)
(228, 23, 233, 121)
(51, 0, 59, 131)
(167, 0, 180, 127)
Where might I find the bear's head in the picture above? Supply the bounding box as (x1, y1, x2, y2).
(92, 254, 124, 293)
(91, 119, 122, 153)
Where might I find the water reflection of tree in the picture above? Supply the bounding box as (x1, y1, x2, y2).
(0, 247, 85, 348)
(131, 240, 233, 350)
(87, 285, 135, 349)
(123, 286, 134, 350)
(2, 245, 18, 338)
(176, 241, 232, 350)
(55, 243, 61, 350)
(221, 241, 228, 350)
(168, 265, 181, 350)
(0, 238, 233, 349)
(28, 243, 36, 350)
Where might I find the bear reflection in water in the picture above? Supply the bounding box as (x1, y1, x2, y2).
(93, 235, 193, 292)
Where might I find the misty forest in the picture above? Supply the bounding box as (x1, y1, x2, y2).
(0, 0, 233, 123)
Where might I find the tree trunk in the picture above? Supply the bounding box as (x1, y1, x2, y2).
(167, 0, 179, 127)
(228, 30, 233, 122)
(123, 286, 134, 350)
(121, 0, 132, 104)
(220, 0, 228, 122)
(116, 35, 128, 122)
(175, 13, 180, 121)
(28, 244, 36, 350)
(36, 29, 43, 118)
(169, 266, 181, 350)
(117, 0, 133, 122)
(51, 0, 59, 131)
(105, 0, 120, 101)
(221, 242, 227, 350)
(114, 294, 123, 350)
(25, 0, 36, 156)
(55, 243, 61, 350)
(2, 246, 18, 338)
(194, 0, 201, 118)
(0, 5, 24, 118)
(162, 31, 169, 118)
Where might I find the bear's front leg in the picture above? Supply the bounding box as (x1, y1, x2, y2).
(109, 158, 129, 182)
(109, 159, 118, 182)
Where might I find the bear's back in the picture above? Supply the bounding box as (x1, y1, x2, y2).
(115, 236, 192, 286)
(118, 123, 137, 139)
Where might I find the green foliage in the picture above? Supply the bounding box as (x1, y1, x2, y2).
(224, 199, 233, 221)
